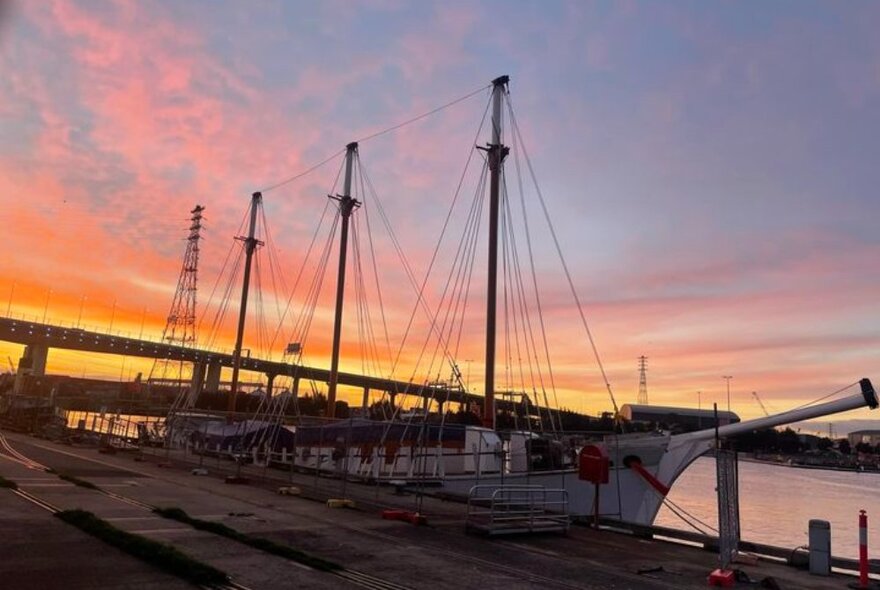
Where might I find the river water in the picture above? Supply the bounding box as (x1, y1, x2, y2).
(655, 455, 879, 559)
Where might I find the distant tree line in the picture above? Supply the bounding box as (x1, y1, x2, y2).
(729, 427, 879, 456)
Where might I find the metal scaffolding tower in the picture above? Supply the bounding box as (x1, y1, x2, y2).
(637, 355, 648, 405)
(150, 205, 204, 406)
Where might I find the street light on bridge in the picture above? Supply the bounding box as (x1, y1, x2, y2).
(722, 375, 733, 413)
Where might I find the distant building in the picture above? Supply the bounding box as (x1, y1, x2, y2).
(847, 430, 880, 447)
(619, 404, 740, 432)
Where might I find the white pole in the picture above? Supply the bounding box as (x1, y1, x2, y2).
(6, 282, 15, 316)
(723, 375, 733, 412)
(677, 381, 877, 443)
(138, 307, 148, 340)
(108, 299, 117, 333)
(76, 296, 86, 328)
(42, 289, 52, 323)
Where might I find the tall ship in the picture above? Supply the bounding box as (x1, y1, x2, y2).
(181, 75, 878, 526)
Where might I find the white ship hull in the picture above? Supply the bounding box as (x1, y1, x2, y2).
(287, 381, 877, 526)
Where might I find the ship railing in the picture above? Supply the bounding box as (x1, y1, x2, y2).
(65, 409, 161, 447)
(465, 484, 569, 536)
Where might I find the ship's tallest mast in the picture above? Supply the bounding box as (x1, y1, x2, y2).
(326, 142, 360, 417)
(483, 75, 510, 429)
(228, 192, 262, 417)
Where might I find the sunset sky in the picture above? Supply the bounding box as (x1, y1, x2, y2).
(2, 1, 880, 425)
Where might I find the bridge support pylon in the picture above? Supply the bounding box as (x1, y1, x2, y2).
(205, 362, 221, 393)
(13, 343, 49, 394)
(187, 361, 207, 406)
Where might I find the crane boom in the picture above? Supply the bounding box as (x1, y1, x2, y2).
(752, 391, 769, 416)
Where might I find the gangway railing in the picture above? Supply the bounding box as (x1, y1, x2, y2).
(465, 484, 569, 536)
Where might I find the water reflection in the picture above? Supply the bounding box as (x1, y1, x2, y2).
(656, 456, 880, 558)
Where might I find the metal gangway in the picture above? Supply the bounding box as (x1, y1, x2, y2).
(465, 484, 569, 536)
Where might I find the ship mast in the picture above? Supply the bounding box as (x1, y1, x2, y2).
(483, 75, 510, 429)
(228, 191, 262, 417)
(326, 142, 360, 417)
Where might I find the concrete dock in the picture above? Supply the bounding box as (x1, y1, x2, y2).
(0, 431, 873, 589)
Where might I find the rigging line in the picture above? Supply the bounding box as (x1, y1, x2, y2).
(355, 216, 385, 385)
(507, 98, 561, 430)
(258, 83, 489, 194)
(296, 217, 338, 348)
(208, 246, 245, 347)
(354, 83, 491, 144)
(288, 211, 340, 358)
(501, 185, 530, 413)
(410, 174, 481, 398)
(351, 159, 384, 380)
(196, 203, 251, 342)
(661, 498, 711, 536)
(422, 161, 488, 389)
(199, 243, 243, 352)
(259, 148, 346, 193)
(409, 158, 490, 396)
(446, 163, 488, 352)
(508, 95, 622, 417)
(256, 255, 269, 359)
(365, 93, 492, 383)
(505, 196, 553, 432)
(359, 237, 385, 381)
(360, 119, 493, 415)
(501, 186, 514, 393)
(445, 172, 485, 381)
(505, 211, 534, 430)
(789, 381, 859, 411)
(380, 202, 484, 406)
(664, 497, 718, 533)
(258, 204, 288, 336)
(268, 157, 345, 353)
(451, 166, 488, 362)
(267, 200, 331, 352)
(214, 251, 246, 352)
(357, 154, 395, 378)
(354, 240, 380, 381)
(351, 218, 368, 379)
(506, 121, 559, 434)
(255, 255, 272, 360)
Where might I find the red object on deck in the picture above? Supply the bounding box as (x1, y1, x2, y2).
(858, 509, 869, 588)
(407, 512, 427, 526)
(626, 458, 670, 496)
(707, 569, 735, 587)
(578, 445, 610, 484)
(381, 509, 427, 526)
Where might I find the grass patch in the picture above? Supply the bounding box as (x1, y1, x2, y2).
(155, 506, 343, 572)
(55, 510, 228, 586)
(0, 475, 18, 489)
(57, 473, 100, 490)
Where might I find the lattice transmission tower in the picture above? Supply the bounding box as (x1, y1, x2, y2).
(637, 355, 649, 405)
(149, 205, 204, 400)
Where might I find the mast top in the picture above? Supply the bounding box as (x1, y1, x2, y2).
(492, 75, 510, 88)
(346, 141, 358, 151)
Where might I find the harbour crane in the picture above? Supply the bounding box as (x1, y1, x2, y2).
(752, 391, 769, 417)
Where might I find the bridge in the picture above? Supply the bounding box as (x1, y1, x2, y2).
(0, 316, 508, 413)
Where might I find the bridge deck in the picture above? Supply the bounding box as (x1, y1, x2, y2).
(0, 316, 516, 408)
